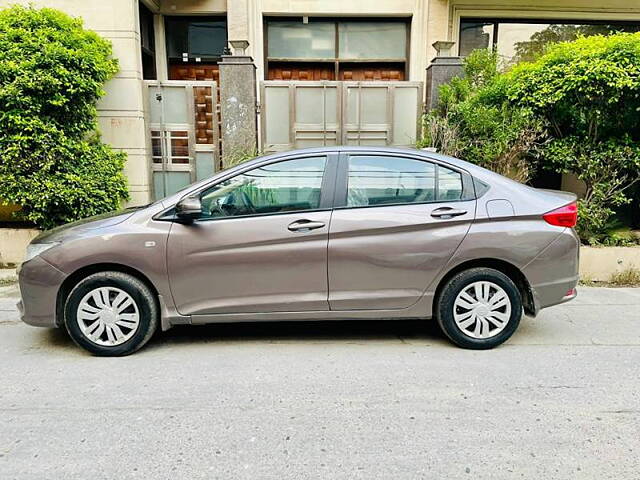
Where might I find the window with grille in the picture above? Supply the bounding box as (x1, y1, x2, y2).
(265, 18, 410, 81)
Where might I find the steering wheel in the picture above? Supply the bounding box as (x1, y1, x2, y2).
(209, 201, 226, 217)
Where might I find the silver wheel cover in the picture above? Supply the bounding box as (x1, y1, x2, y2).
(76, 287, 140, 347)
(453, 281, 512, 339)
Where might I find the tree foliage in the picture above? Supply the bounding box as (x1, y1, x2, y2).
(422, 33, 640, 243)
(506, 32, 640, 243)
(0, 5, 128, 229)
(513, 23, 640, 63)
(419, 49, 545, 184)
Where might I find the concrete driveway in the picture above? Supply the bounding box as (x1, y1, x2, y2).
(1, 285, 639, 479)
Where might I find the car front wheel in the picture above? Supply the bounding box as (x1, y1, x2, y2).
(64, 271, 158, 356)
(436, 267, 522, 349)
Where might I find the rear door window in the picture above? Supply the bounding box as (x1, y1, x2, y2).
(346, 155, 464, 207)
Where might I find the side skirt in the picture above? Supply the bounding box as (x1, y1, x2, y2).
(186, 293, 434, 325)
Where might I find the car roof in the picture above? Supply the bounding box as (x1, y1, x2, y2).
(250, 146, 496, 179)
(240, 146, 470, 167)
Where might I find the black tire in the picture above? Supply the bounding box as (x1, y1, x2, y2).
(436, 268, 522, 350)
(64, 271, 158, 356)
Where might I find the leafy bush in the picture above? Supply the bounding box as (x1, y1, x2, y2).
(0, 5, 128, 229)
(507, 33, 640, 141)
(419, 50, 545, 183)
(423, 34, 640, 244)
(541, 137, 640, 243)
(506, 32, 640, 242)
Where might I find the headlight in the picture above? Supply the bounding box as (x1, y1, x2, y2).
(24, 243, 59, 262)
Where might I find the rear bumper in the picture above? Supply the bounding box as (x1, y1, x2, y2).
(530, 278, 579, 314)
(523, 228, 580, 315)
(18, 256, 67, 328)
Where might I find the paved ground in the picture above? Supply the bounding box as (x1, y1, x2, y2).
(1, 285, 639, 480)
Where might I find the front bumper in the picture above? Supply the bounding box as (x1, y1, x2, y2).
(18, 256, 67, 328)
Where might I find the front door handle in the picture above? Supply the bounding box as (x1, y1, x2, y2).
(431, 207, 468, 219)
(288, 220, 326, 232)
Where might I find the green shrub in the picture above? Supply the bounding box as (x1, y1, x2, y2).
(424, 33, 640, 244)
(541, 136, 640, 242)
(419, 50, 545, 183)
(0, 5, 128, 229)
(506, 33, 640, 241)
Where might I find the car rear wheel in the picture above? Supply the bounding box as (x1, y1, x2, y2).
(436, 268, 522, 349)
(64, 271, 158, 356)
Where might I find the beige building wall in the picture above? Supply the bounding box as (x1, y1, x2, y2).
(151, 0, 640, 86)
(0, 0, 152, 206)
(157, 0, 431, 82)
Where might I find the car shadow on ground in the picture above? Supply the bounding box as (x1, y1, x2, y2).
(149, 319, 446, 347)
(39, 318, 448, 354)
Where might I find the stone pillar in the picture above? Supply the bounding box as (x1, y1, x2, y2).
(227, 0, 250, 51)
(425, 41, 463, 112)
(218, 50, 258, 167)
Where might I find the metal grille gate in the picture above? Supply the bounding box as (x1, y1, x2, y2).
(260, 81, 423, 153)
(144, 81, 220, 200)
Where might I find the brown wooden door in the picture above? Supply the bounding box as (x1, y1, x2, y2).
(168, 64, 220, 153)
(267, 62, 335, 81)
(169, 63, 220, 82)
(267, 62, 405, 82)
(339, 64, 404, 81)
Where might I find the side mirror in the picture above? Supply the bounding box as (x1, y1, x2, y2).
(175, 196, 202, 224)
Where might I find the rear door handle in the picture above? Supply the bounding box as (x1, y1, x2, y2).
(288, 220, 326, 232)
(431, 207, 468, 219)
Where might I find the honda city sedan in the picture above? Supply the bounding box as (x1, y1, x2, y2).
(18, 147, 579, 355)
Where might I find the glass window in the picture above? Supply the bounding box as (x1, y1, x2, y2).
(459, 21, 495, 57)
(438, 166, 463, 201)
(139, 2, 156, 79)
(347, 156, 436, 207)
(504, 23, 640, 63)
(267, 20, 408, 61)
(165, 17, 227, 60)
(150, 131, 190, 165)
(338, 21, 407, 59)
(199, 157, 326, 218)
(459, 19, 640, 63)
(267, 21, 335, 59)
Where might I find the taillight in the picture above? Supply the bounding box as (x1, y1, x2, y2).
(543, 202, 578, 228)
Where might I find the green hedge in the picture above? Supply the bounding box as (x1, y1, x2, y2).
(419, 50, 544, 184)
(0, 5, 128, 229)
(506, 33, 640, 243)
(422, 33, 640, 244)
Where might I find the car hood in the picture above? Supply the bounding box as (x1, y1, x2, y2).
(33, 209, 139, 244)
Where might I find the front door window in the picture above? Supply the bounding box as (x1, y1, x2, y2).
(199, 156, 327, 219)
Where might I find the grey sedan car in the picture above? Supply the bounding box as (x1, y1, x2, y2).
(18, 147, 579, 356)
